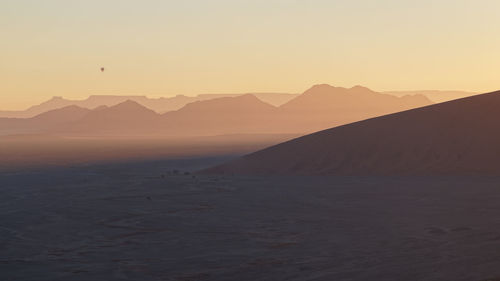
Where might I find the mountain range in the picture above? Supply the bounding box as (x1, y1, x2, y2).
(0, 84, 432, 137)
(0, 89, 476, 119)
(276, 84, 432, 133)
(0, 93, 298, 118)
(385, 90, 477, 103)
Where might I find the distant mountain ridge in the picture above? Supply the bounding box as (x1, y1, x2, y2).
(66, 101, 160, 135)
(383, 90, 478, 103)
(0, 105, 92, 136)
(1, 88, 475, 119)
(160, 94, 280, 136)
(0, 84, 433, 137)
(0, 93, 298, 118)
(276, 84, 432, 133)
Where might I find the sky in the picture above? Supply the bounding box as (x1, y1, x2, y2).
(1, 0, 500, 110)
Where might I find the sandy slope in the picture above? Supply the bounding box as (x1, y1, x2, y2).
(203, 90, 500, 175)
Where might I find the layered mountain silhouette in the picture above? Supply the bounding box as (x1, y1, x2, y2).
(161, 94, 279, 136)
(0, 84, 432, 136)
(277, 84, 431, 133)
(2, 87, 474, 119)
(0, 106, 91, 135)
(66, 101, 161, 135)
(0, 93, 298, 118)
(61, 95, 280, 136)
(0, 96, 135, 118)
(202, 90, 500, 175)
(384, 90, 478, 103)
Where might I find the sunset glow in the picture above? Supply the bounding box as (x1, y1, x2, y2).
(2, 0, 500, 109)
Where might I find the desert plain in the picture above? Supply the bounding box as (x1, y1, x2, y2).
(2, 155, 500, 281)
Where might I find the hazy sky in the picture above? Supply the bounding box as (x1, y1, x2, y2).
(2, 0, 500, 109)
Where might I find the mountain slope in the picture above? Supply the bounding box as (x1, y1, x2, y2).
(277, 84, 433, 133)
(384, 90, 478, 103)
(0, 93, 298, 118)
(0, 105, 91, 135)
(30, 105, 91, 124)
(0, 85, 434, 137)
(160, 94, 279, 135)
(202, 90, 500, 175)
(66, 100, 161, 135)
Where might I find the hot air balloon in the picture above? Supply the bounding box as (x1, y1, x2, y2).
(100, 67, 105, 72)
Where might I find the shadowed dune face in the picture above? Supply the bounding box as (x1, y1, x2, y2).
(202, 90, 500, 176)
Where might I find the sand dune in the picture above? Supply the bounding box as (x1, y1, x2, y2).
(203, 90, 500, 175)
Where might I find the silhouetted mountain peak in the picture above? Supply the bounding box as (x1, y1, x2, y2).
(86, 95, 147, 100)
(233, 93, 263, 101)
(303, 84, 376, 97)
(33, 105, 88, 116)
(111, 100, 152, 111)
(304, 84, 340, 94)
(100, 100, 158, 118)
(31, 105, 91, 122)
(350, 85, 374, 93)
(177, 94, 275, 112)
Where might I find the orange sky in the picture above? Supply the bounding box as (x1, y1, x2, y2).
(2, 0, 500, 110)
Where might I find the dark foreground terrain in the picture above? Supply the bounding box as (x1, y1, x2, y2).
(2, 158, 500, 281)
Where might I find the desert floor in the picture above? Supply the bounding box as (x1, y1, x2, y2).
(2, 158, 500, 281)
